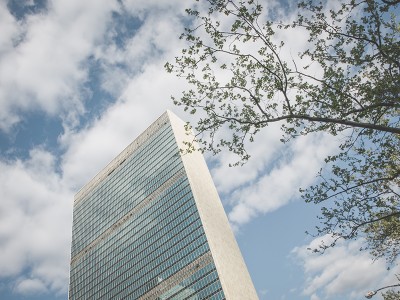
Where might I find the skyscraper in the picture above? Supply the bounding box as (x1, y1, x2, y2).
(69, 111, 258, 299)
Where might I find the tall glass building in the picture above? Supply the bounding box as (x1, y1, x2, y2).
(69, 111, 258, 299)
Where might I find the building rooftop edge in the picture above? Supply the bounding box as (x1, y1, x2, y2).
(74, 110, 180, 205)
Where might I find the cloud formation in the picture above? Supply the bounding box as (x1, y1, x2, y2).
(293, 236, 400, 299)
(0, 0, 120, 131)
(0, 149, 73, 295)
(210, 131, 337, 227)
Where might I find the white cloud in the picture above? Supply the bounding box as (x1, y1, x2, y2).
(14, 277, 47, 295)
(0, 149, 73, 295)
(61, 69, 188, 190)
(0, 2, 20, 56)
(90, 0, 188, 98)
(292, 236, 400, 299)
(210, 124, 284, 195)
(0, 0, 119, 131)
(60, 0, 190, 190)
(221, 132, 337, 226)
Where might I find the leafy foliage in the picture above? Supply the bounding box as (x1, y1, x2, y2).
(382, 289, 400, 300)
(166, 0, 400, 266)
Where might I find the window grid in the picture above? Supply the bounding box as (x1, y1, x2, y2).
(71, 180, 197, 286)
(72, 125, 180, 255)
(69, 121, 226, 300)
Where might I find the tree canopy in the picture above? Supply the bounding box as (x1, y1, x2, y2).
(165, 0, 400, 269)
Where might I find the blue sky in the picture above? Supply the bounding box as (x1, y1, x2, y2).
(0, 0, 398, 299)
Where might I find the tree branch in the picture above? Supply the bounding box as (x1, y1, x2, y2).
(314, 173, 400, 203)
(350, 211, 400, 238)
(216, 112, 400, 134)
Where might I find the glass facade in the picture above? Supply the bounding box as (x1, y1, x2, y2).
(69, 119, 226, 299)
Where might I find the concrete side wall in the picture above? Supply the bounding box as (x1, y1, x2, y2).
(168, 111, 259, 300)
